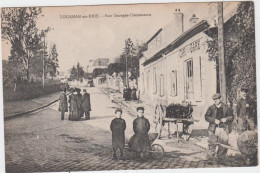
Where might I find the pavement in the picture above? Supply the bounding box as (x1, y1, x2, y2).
(4, 87, 247, 173)
(3, 91, 61, 119)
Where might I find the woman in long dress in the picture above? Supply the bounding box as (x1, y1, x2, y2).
(68, 89, 79, 121)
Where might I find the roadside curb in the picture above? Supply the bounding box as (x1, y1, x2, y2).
(4, 98, 60, 121)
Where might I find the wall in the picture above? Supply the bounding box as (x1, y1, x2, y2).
(139, 32, 217, 121)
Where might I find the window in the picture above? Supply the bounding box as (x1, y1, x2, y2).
(184, 59, 194, 100)
(153, 67, 157, 94)
(171, 70, 177, 96)
(146, 70, 150, 93)
(160, 74, 165, 97)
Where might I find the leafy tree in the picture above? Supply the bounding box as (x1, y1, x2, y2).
(93, 68, 107, 78)
(1, 7, 50, 80)
(206, 2, 256, 103)
(119, 38, 147, 81)
(107, 63, 123, 76)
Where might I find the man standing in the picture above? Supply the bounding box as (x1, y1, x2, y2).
(58, 88, 68, 120)
(237, 87, 257, 133)
(110, 108, 126, 160)
(129, 107, 151, 159)
(82, 89, 91, 120)
(205, 93, 234, 159)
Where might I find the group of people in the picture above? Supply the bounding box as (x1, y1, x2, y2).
(110, 87, 257, 162)
(58, 88, 91, 121)
(110, 107, 151, 160)
(123, 85, 138, 101)
(205, 87, 257, 162)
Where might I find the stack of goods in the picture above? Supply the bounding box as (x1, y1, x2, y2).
(166, 103, 193, 119)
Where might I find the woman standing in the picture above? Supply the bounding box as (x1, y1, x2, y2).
(68, 88, 79, 121)
(58, 88, 68, 120)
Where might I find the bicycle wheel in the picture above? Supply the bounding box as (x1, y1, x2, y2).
(150, 144, 164, 159)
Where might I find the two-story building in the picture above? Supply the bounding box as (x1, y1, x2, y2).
(138, 10, 219, 120)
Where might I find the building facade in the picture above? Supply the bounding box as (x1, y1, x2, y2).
(138, 14, 217, 120)
(87, 58, 109, 73)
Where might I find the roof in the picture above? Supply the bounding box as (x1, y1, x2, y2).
(142, 20, 210, 66)
(146, 28, 163, 45)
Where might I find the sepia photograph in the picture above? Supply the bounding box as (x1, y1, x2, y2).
(0, 0, 258, 172)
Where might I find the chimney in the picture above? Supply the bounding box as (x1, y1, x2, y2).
(189, 14, 199, 25)
(173, 8, 184, 34)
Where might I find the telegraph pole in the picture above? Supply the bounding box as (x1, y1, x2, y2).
(125, 40, 129, 88)
(218, 2, 227, 104)
(42, 34, 46, 89)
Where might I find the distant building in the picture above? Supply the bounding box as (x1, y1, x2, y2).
(87, 58, 109, 73)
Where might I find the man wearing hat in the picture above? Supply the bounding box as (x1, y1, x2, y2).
(237, 87, 257, 133)
(82, 89, 91, 120)
(205, 93, 234, 159)
(129, 107, 151, 159)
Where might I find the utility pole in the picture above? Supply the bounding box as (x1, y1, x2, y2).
(125, 40, 129, 88)
(42, 34, 46, 89)
(218, 2, 227, 104)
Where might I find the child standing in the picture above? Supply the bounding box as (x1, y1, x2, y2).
(110, 108, 126, 160)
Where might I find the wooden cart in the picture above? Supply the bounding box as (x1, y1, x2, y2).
(153, 103, 199, 141)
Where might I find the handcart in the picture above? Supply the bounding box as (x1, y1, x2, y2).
(153, 102, 199, 141)
(124, 133, 165, 159)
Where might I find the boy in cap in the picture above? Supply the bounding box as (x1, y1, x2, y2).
(129, 107, 151, 159)
(205, 93, 234, 159)
(110, 108, 126, 160)
(237, 87, 257, 133)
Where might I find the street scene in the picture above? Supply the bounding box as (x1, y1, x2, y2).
(1, 1, 258, 173)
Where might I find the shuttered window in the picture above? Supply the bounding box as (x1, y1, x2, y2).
(184, 59, 194, 100)
(171, 70, 178, 96)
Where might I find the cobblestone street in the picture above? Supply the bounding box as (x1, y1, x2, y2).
(4, 87, 246, 173)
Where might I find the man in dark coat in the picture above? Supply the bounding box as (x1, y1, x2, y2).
(123, 85, 131, 101)
(237, 87, 257, 133)
(205, 93, 234, 159)
(82, 89, 91, 120)
(110, 108, 126, 160)
(76, 88, 83, 118)
(129, 107, 151, 158)
(59, 88, 68, 120)
(131, 86, 137, 100)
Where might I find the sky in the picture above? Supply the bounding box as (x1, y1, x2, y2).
(1, 2, 238, 74)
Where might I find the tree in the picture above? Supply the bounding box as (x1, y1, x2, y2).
(206, 2, 256, 103)
(107, 63, 123, 76)
(120, 39, 147, 81)
(69, 66, 77, 80)
(76, 62, 85, 81)
(1, 7, 50, 80)
(46, 44, 59, 77)
(93, 68, 107, 78)
(69, 63, 85, 81)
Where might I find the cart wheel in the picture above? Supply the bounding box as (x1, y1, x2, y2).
(150, 144, 164, 159)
